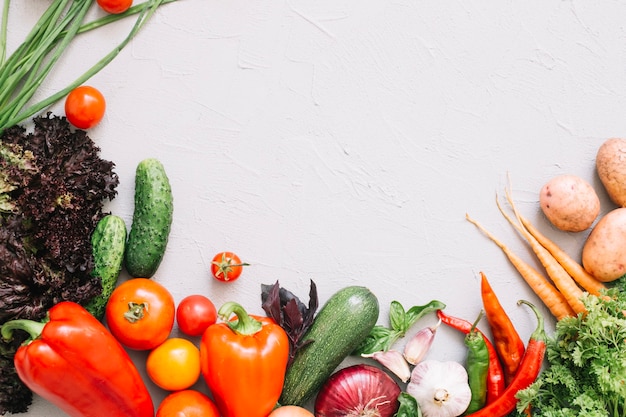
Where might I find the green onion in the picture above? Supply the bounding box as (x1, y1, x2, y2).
(0, 0, 177, 134)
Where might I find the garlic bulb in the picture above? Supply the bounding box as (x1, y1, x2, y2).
(406, 360, 472, 417)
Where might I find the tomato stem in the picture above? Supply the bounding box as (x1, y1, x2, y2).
(218, 302, 262, 336)
(124, 302, 148, 323)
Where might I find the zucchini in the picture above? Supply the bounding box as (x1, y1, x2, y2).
(125, 158, 173, 277)
(279, 285, 379, 406)
(84, 214, 127, 320)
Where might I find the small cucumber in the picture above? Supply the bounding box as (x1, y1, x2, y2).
(125, 158, 173, 278)
(84, 214, 127, 320)
(279, 285, 379, 406)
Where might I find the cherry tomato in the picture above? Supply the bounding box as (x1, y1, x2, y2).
(146, 338, 201, 391)
(156, 390, 219, 417)
(210, 251, 249, 282)
(64, 85, 106, 129)
(176, 295, 217, 337)
(105, 278, 175, 350)
(268, 406, 315, 417)
(97, 0, 133, 14)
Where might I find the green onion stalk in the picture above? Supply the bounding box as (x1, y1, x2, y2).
(0, 0, 177, 134)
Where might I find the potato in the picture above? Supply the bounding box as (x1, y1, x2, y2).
(596, 137, 626, 207)
(582, 207, 626, 282)
(539, 174, 600, 232)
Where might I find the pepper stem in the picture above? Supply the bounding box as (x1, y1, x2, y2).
(218, 301, 263, 335)
(1, 318, 47, 344)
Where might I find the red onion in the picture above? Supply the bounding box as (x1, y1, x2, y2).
(314, 364, 401, 417)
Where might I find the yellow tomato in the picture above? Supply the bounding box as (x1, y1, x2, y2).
(146, 337, 200, 391)
(268, 405, 315, 417)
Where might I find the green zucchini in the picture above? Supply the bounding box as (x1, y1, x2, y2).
(84, 214, 127, 320)
(125, 158, 173, 278)
(279, 285, 379, 406)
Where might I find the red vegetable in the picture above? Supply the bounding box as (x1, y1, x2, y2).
(97, 0, 133, 14)
(464, 300, 546, 417)
(176, 294, 217, 337)
(437, 309, 505, 404)
(64, 86, 106, 129)
(314, 364, 401, 417)
(0, 301, 153, 417)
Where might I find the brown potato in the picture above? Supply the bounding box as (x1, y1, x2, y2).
(539, 174, 600, 232)
(596, 137, 626, 207)
(582, 207, 626, 282)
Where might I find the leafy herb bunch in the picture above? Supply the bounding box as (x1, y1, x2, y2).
(516, 278, 626, 417)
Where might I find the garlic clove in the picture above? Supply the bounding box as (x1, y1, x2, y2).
(403, 319, 440, 365)
(362, 350, 412, 383)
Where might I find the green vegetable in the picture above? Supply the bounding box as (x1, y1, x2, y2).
(354, 299, 446, 355)
(125, 158, 173, 277)
(279, 286, 379, 406)
(515, 280, 626, 416)
(84, 214, 127, 320)
(463, 311, 489, 414)
(0, 0, 177, 134)
(395, 392, 423, 417)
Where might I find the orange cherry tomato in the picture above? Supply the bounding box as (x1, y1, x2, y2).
(156, 390, 219, 417)
(268, 405, 315, 417)
(176, 294, 217, 337)
(64, 86, 106, 129)
(146, 338, 201, 391)
(97, 0, 133, 14)
(105, 278, 175, 350)
(210, 251, 249, 282)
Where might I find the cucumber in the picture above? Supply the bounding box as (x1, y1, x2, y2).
(84, 214, 127, 320)
(279, 285, 379, 406)
(125, 158, 173, 278)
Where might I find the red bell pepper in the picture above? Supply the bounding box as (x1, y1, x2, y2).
(200, 301, 289, 417)
(0, 301, 154, 417)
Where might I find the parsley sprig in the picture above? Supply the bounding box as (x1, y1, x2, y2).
(515, 278, 626, 417)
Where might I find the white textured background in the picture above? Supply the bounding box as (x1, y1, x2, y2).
(7, 0, 626, 414)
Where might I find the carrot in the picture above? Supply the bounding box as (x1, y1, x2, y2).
(516, 215, 606, 296)
(496, 190, 587, 316)
(466, 213, 576, 321)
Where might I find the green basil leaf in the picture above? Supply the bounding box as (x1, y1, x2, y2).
(389, 300, 407, 332)
(405, 300, 446, 328)
(395, 392, 422, 417)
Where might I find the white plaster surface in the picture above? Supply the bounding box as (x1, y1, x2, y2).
(5, 0, 626, 415)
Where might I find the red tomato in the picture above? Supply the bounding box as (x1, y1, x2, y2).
(97, 0, 133, 14)
(210, 251, 248, 282)
(176, 295, 217, 337)
(147, 338, 201, 391)
(64, 86, 106, 129)
(105, 278, 175, 350)
(156, 390, 219, 417)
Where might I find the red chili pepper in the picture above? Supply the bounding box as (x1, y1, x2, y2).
(437, 309, 505, 404)
(480, 271, 526, 384)
(0, 301, 153, 417)
(464, 300, 546, 417)
(200, 301, 289, 417)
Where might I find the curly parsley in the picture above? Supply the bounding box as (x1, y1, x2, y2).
(515, 279, 626, 417)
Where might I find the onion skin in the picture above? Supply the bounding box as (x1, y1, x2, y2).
(314, 364, 401, 417)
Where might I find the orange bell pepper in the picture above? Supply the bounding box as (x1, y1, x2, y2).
(200, 301, 289, 417)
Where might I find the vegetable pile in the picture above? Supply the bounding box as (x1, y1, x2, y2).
(0, 114, 118, 414)
(2, 2, 626, 415)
